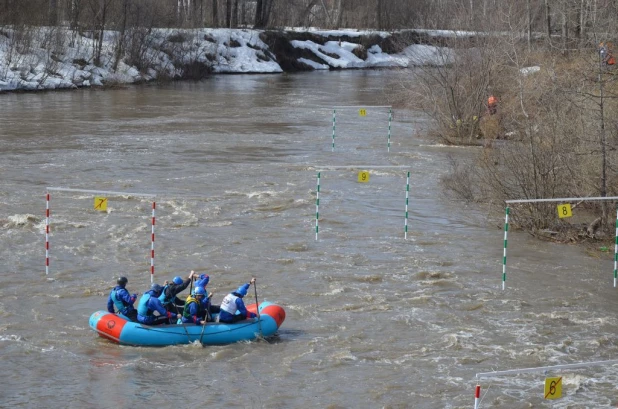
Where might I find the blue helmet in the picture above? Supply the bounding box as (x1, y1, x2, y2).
(194, 287, 206, 297)
(236, 286, 248, 297)
(151, 283, 162, 294)
(173, 276, 183, 285)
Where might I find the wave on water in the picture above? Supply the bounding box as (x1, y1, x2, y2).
(223, 189, 281, 199)
(416, 270, 453, 280)
(524, 311, 616, 327)
(163, 200, 199, 228)
(2, 214, 40, 228)
(0, 334, 23, 342)
(350, 274, 383, 283)
(206, 220, 232, 227)
(248, 190, 279, 199)
(285, 243, 309, 252)
(255, 198, 297, 212)
(329, 349, 359, 365)
(442, 331, 477, 350)
(36, 219, 90, 232)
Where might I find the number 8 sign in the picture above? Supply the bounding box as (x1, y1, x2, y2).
(557, 203, 572, 218)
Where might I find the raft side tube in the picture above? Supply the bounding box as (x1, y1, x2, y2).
(261, 305, 285, 328)
(246, 302, 285, 328)
(90, 312, 127, 343)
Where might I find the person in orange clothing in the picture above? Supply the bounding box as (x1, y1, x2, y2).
(487, 95, 498, 115)
(600, 42, 616, 66)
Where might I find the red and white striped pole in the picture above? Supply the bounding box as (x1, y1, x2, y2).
(45, 192, 50, 275)
(474, 384, 481, 409)
(150, 201, 155, 283)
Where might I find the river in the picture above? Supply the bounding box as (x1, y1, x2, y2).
(1, 70, 617, 408)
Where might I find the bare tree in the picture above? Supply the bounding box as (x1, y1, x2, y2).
(212, 0, 219, 27)
(49, 0, 58, 25)
(113, 0, 129, 70)
(254, 0, 274, 28)
(226, 0, 232, 27)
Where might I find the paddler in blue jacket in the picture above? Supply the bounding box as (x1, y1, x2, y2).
(195, 273, 209, 289)
(193, 273, 221, 320)
(137, 283, 180, 325)
(159, 271, 195, 313)
(107, 276, 138, 322)
(218, 278, 257, 323)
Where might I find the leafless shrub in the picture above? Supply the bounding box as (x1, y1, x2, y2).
(1, 25, 33, 78)
(440, 155, 478, 202)
(125, 27, 155, 72)
(351, 45, 367, 60)
(399, 35, 502, 146)
(179, 60, 212, 80)
(168, 32, 188, 43)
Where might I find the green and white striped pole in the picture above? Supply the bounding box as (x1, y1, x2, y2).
(332, 109, 336, 152)
(502, 207, 510, 290)
(387, 108, 392, 152)
(404, 171, 409, 239)
(315, 172, 320, 240)
(614, 207, 618, 287)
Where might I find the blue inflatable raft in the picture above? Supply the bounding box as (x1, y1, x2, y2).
(89, 301, 285, 346)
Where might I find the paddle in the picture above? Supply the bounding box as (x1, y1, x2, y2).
(198, 292, 213, 346)
(252, 278, 263, 339)
(174, 300, 191, 344)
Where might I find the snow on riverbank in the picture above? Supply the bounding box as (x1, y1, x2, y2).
(0, 27, 449, 93)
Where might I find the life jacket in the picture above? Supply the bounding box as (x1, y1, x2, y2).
(220, 293, 240, 315)
(110, 286, 130, 313)
(137, 293, 153, 317)
(182, 295, 205, 321)
(158, 285, 172, 304)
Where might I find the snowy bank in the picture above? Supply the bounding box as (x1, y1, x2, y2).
(0, 27, 450, 93)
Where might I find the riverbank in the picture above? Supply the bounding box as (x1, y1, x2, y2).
(0, 27, 450, 92)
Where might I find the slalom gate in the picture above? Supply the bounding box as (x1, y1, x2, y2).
(473, 359, 618, 408)
(500, 196, 618, 290)
(45, 187, 157, 282)
(314, 166, 410, 240)
(331, 106, 393, 152)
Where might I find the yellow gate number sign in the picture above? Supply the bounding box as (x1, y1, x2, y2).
(358, 171, 370, 183)
(557, 203, 572, 218)
(94, 197, 108, 211)
(544, 376, 562, 400)
(359, 108, 367, 117)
